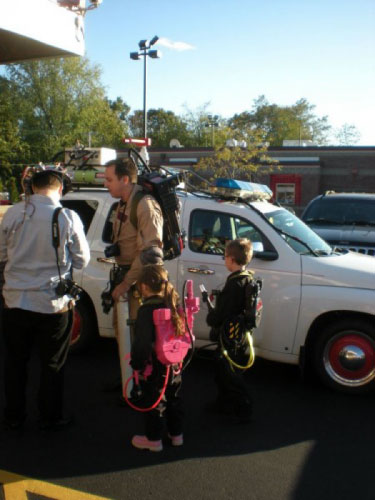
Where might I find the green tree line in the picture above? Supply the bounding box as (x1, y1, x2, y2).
(0, 57, 360, 200)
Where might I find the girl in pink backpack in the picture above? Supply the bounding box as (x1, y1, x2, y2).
(130, 264, 187, 452)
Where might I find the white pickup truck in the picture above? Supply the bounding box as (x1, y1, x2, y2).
(62, 181, 375, 395)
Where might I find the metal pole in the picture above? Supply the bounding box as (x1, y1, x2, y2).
(143, 48, 147, 138)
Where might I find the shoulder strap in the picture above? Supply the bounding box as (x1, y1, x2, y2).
(52, 207, 63, 281)
(52, 207, 63, 249)
(227, 270, 253, 282)
(130, 190, 146, 230)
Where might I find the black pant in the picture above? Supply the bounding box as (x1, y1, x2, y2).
(2, 307, 72, 423)
(215, 353, 253, 418)
(139, 367, 183, 441)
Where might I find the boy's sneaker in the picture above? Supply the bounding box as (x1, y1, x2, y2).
(168, 433, 184, 446)
(131, 435, 163, 452)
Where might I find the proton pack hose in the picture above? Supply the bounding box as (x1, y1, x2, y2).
(220, 330, 255, 371)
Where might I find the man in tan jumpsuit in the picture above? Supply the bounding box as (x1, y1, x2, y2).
(104, 157, 163, 396)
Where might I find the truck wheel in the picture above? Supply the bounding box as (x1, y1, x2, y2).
(69, 298, 97, 354)
(313, 319, 375, 394)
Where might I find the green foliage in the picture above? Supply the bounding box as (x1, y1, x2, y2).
(228, 95, 331, 146)
(7, 177, 20, 203)
(194, 128, 278, 184)
(0, 76, 29, 176)
(127, 108, 191, 147)
(5, 57, 127, 163)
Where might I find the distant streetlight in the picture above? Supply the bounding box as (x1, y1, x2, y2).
(204, 114, 219, 147)
(130, 36, 161, 138)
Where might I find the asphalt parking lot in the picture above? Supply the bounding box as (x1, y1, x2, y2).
(0, 334, 374, 500)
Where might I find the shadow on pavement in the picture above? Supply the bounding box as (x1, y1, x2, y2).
(0, 334, 374, 500)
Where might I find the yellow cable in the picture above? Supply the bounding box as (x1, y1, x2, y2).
(221, 330, 255, 371)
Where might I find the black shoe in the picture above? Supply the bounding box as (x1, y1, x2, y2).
(39, 416, 74, 431)
(3, 418, 24, 431)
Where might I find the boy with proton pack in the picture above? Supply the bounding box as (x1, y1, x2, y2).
(204, 238, 257, 424)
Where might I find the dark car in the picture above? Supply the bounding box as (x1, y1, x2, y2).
(301, 192, 375, 256)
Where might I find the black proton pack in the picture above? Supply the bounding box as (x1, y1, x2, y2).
(127, 147, 183, 261)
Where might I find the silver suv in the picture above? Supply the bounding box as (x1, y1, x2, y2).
(301, 192, 375, 256)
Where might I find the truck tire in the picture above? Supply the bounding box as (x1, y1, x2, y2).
(313, 319, 375, 394)
(69, 297, 97, 354)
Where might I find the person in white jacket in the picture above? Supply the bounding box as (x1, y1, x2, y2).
(0, 170, 90, 431)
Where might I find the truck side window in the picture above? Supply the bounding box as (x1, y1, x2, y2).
(61, 200, 98, 234)
(189, 210, 235, 255)
(189, 209, 266, 255)
(102, 202, 119, 243)
(234, 218, 263, 245)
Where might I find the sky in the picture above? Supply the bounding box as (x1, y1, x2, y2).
(73, 1, 374, 145)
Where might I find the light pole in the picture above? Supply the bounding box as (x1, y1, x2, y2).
(204, 114, 219, 147)
(130, 36, 161, 139)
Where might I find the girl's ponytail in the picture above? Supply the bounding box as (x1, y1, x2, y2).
(164, 281, 184, 337)
(138, 264, 184, 337)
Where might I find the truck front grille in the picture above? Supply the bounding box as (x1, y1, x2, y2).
(334, 245, 375, 256)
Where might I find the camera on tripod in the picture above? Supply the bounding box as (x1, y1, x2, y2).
(55, 278, 81, 300)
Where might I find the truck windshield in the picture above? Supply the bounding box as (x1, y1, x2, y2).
(265, 209, 332, 255)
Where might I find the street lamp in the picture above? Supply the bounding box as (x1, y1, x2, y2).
(130, 36, 161, 139)
(204, 114, 219, 147)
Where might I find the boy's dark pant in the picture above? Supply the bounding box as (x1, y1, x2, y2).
(215, 353, 253, 419)
(140, 371, 183, 441)
(2, 307, 72, 424)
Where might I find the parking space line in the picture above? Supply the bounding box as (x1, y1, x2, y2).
(0, 470, 110, 500)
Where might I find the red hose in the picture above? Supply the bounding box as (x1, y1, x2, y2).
(123, 365, 170, 412)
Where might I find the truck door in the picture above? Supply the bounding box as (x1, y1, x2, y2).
(178, 206, 302, 356)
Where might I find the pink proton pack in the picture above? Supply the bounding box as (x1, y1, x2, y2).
(124, 280, 200, 412)
(153, 280, 200, 366)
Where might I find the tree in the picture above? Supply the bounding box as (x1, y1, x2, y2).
(193, 128, 278, 185)
(7, 177, 20, 203)
(334, 123, 361, 145)
(127, 108, 191, 147)
(0, 76, 29, 182)
(181, 104, 222, 147)
(228, 95, 331, 146)
(5, 57, 127, 163)
(108, 97, 130, 122)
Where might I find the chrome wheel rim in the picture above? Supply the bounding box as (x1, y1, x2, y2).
(323, 332, 375, 387)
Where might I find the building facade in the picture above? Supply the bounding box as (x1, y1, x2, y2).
(142, 146, 375, 215)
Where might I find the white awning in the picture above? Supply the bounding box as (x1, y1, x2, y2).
(0, 0, 85, 64)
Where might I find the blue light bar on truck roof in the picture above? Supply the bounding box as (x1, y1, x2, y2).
(209, 178, 273, 201)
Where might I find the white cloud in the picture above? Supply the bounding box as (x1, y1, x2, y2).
(156, 37, 196, 51)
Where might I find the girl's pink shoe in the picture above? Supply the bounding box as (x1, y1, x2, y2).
(131, 435, 163, 452)
(168, 433, 184, 446)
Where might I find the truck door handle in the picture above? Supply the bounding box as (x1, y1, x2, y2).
(187, 267, 215, 275)
(97, 257, 116, 265)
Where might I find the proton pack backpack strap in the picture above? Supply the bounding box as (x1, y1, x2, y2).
(129, 189, 147, 230)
